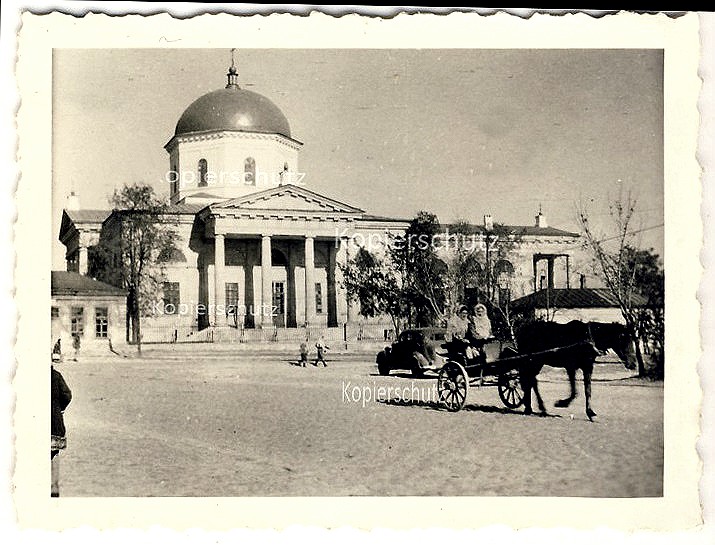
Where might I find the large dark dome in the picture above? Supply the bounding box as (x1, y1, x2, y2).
(175, 87, 291, 138)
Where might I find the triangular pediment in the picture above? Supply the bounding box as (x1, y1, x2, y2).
(210, 185, 364, 215)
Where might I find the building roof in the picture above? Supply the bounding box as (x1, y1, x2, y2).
(51, 271, 125, 297)
(59, 202, 576, 237)
(174, 87, 292, 139)
(59, 209, 112, 244)
(104, 202, 206, 223)
(506, 225, 579, 237)
(64, 209, 111, 224)
(442, 223, 579, 238)
(164, 202, 207, 215)
(360, 213, 413, 223)
(512, 288, 647, 310)
(189, 192, 223, 200)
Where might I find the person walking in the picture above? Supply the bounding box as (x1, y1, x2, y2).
(314, 336, 329, 367)
(72, 333, 81, 361)
(51, 352, 72, 497)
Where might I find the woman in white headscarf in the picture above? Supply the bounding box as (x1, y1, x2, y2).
(447, 305, 470, 342)
(468, 303, 492, 341)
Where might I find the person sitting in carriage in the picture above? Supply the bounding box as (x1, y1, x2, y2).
(447, 305, 470, 342)
(467, 303, 493, 345)
(466, 302, 496, 365)
(446, 305, 480, 362)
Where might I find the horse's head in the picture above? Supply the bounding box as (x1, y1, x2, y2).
(591, 322, 637, 369)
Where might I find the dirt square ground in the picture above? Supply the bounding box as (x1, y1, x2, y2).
(55, 347, 663, 497)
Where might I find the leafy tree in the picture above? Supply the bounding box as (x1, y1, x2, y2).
(90, 183, 177, 353)
(441, 219, 481, 311)
(341, 211, 447, 333)
(625, 245, 664, 377)
(389, 211, 447, 328)
(340, 247, 406, 334)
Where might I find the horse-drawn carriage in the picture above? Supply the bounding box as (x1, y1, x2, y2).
(436, 339, 600, 413)
(436, 321, 634, 420)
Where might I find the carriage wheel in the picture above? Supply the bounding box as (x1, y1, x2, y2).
(437, 361, 469, 412)
(498, 370, 525, 409)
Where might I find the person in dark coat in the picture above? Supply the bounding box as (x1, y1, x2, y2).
(314, 336, 329, 367)
(51, 353, 72, 497)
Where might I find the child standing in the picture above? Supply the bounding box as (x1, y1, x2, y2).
(314, 336, 329, 367)
(299, 338, 309, 367)
(72, 333, 81, 361)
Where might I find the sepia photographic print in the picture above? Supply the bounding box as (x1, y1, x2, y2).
(12, 11, 704, 533)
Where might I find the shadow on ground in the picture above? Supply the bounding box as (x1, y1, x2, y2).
(367, 372, 436, 379)
(376, 397, 562, 418)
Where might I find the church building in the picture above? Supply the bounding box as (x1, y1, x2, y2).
(58, 59, 591, 344)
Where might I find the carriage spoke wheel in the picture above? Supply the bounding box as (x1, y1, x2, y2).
(437, 361, 469, 412)
(498, 370, 525, 409)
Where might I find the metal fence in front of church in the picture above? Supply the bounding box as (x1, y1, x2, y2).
(139, 322, 397, 345)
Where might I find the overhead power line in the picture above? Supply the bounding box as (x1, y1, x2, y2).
(595, 223, 665, 244)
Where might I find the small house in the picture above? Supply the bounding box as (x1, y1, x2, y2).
(51, 271, 126, 355)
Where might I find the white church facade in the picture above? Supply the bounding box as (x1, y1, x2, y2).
(58, 61, 594, 344)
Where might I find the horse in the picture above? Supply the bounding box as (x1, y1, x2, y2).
(513, 320, 635, 421)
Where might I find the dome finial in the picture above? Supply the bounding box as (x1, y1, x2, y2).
(226, 48, 240, 89)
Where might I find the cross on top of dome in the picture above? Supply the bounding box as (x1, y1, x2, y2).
(226, 48, 240, 89)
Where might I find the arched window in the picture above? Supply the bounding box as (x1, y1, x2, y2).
(198, 159, 208, 187)
(244, 157, 256, 185)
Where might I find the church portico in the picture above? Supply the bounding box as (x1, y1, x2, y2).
(201, 226, 350, 330)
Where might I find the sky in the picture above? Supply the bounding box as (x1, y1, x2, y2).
(52, 48, 664, 269)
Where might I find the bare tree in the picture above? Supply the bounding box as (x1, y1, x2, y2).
(578, 191, 648, 375)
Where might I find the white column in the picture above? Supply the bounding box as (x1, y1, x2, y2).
(78, 246, 88, 275)
(335, 237, 349, 324)
(214, 234, 226, 326)
(304, 236, 315, 326)
(261, 234, 273, 327)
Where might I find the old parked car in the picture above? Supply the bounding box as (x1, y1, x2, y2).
(376, 328, 447, 377)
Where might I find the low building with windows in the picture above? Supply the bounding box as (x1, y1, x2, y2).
(51, 271, 127, 354)
(57, 60, 597, 343)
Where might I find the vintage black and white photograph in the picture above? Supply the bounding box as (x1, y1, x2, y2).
(10, 11, 705, 533)
(47, 45, 666, 498)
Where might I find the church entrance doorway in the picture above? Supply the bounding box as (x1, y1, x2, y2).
(272, 281, 286, 327)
